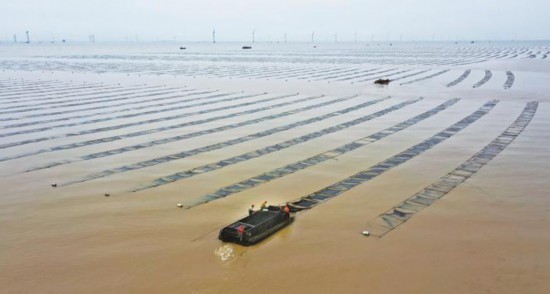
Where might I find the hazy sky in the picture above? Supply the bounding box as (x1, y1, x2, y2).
(1, 0, 549, 42)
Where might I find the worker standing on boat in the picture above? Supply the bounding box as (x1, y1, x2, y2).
(237, 224, 245, 242)
(284, 203, 290, 214)
(248, 204, 255, 215)
(260, 201, 268, 211)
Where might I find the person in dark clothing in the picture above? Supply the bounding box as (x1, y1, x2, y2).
(248, 204, 255, 215)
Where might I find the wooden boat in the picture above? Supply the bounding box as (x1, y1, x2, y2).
(218, 209, 292, 246)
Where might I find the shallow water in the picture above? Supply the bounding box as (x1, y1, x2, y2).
(1, 41, 549, 293)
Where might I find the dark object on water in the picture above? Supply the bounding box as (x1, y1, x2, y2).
(374, 78, 391, 85)
(51, 183, 57, 187)
(104, 193, 110, 197)
(179, 47, 186, 50)
(219, 210, 292, 246)
(242, 46, 252, 49)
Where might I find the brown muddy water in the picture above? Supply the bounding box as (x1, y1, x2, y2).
(0, 42, 549, 293)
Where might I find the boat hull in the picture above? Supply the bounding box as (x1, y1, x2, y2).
(218, 211, 293, 246)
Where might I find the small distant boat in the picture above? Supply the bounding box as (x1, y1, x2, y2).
(218, 209, 292, 246)
(179, 46, 186, 50)
(242, 46, 252, 49)
(374, 78, 391, 85)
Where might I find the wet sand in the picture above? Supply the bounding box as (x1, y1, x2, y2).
(0, 42, 549, 293)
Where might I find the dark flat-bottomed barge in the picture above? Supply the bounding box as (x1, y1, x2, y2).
(219, 208, 293, 246)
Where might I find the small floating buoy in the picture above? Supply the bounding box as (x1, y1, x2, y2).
(104, 193, 110, 197)
(362, 231, 370, 236)
(177, 203, 183, 208)
(51, 183, 57, 187)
